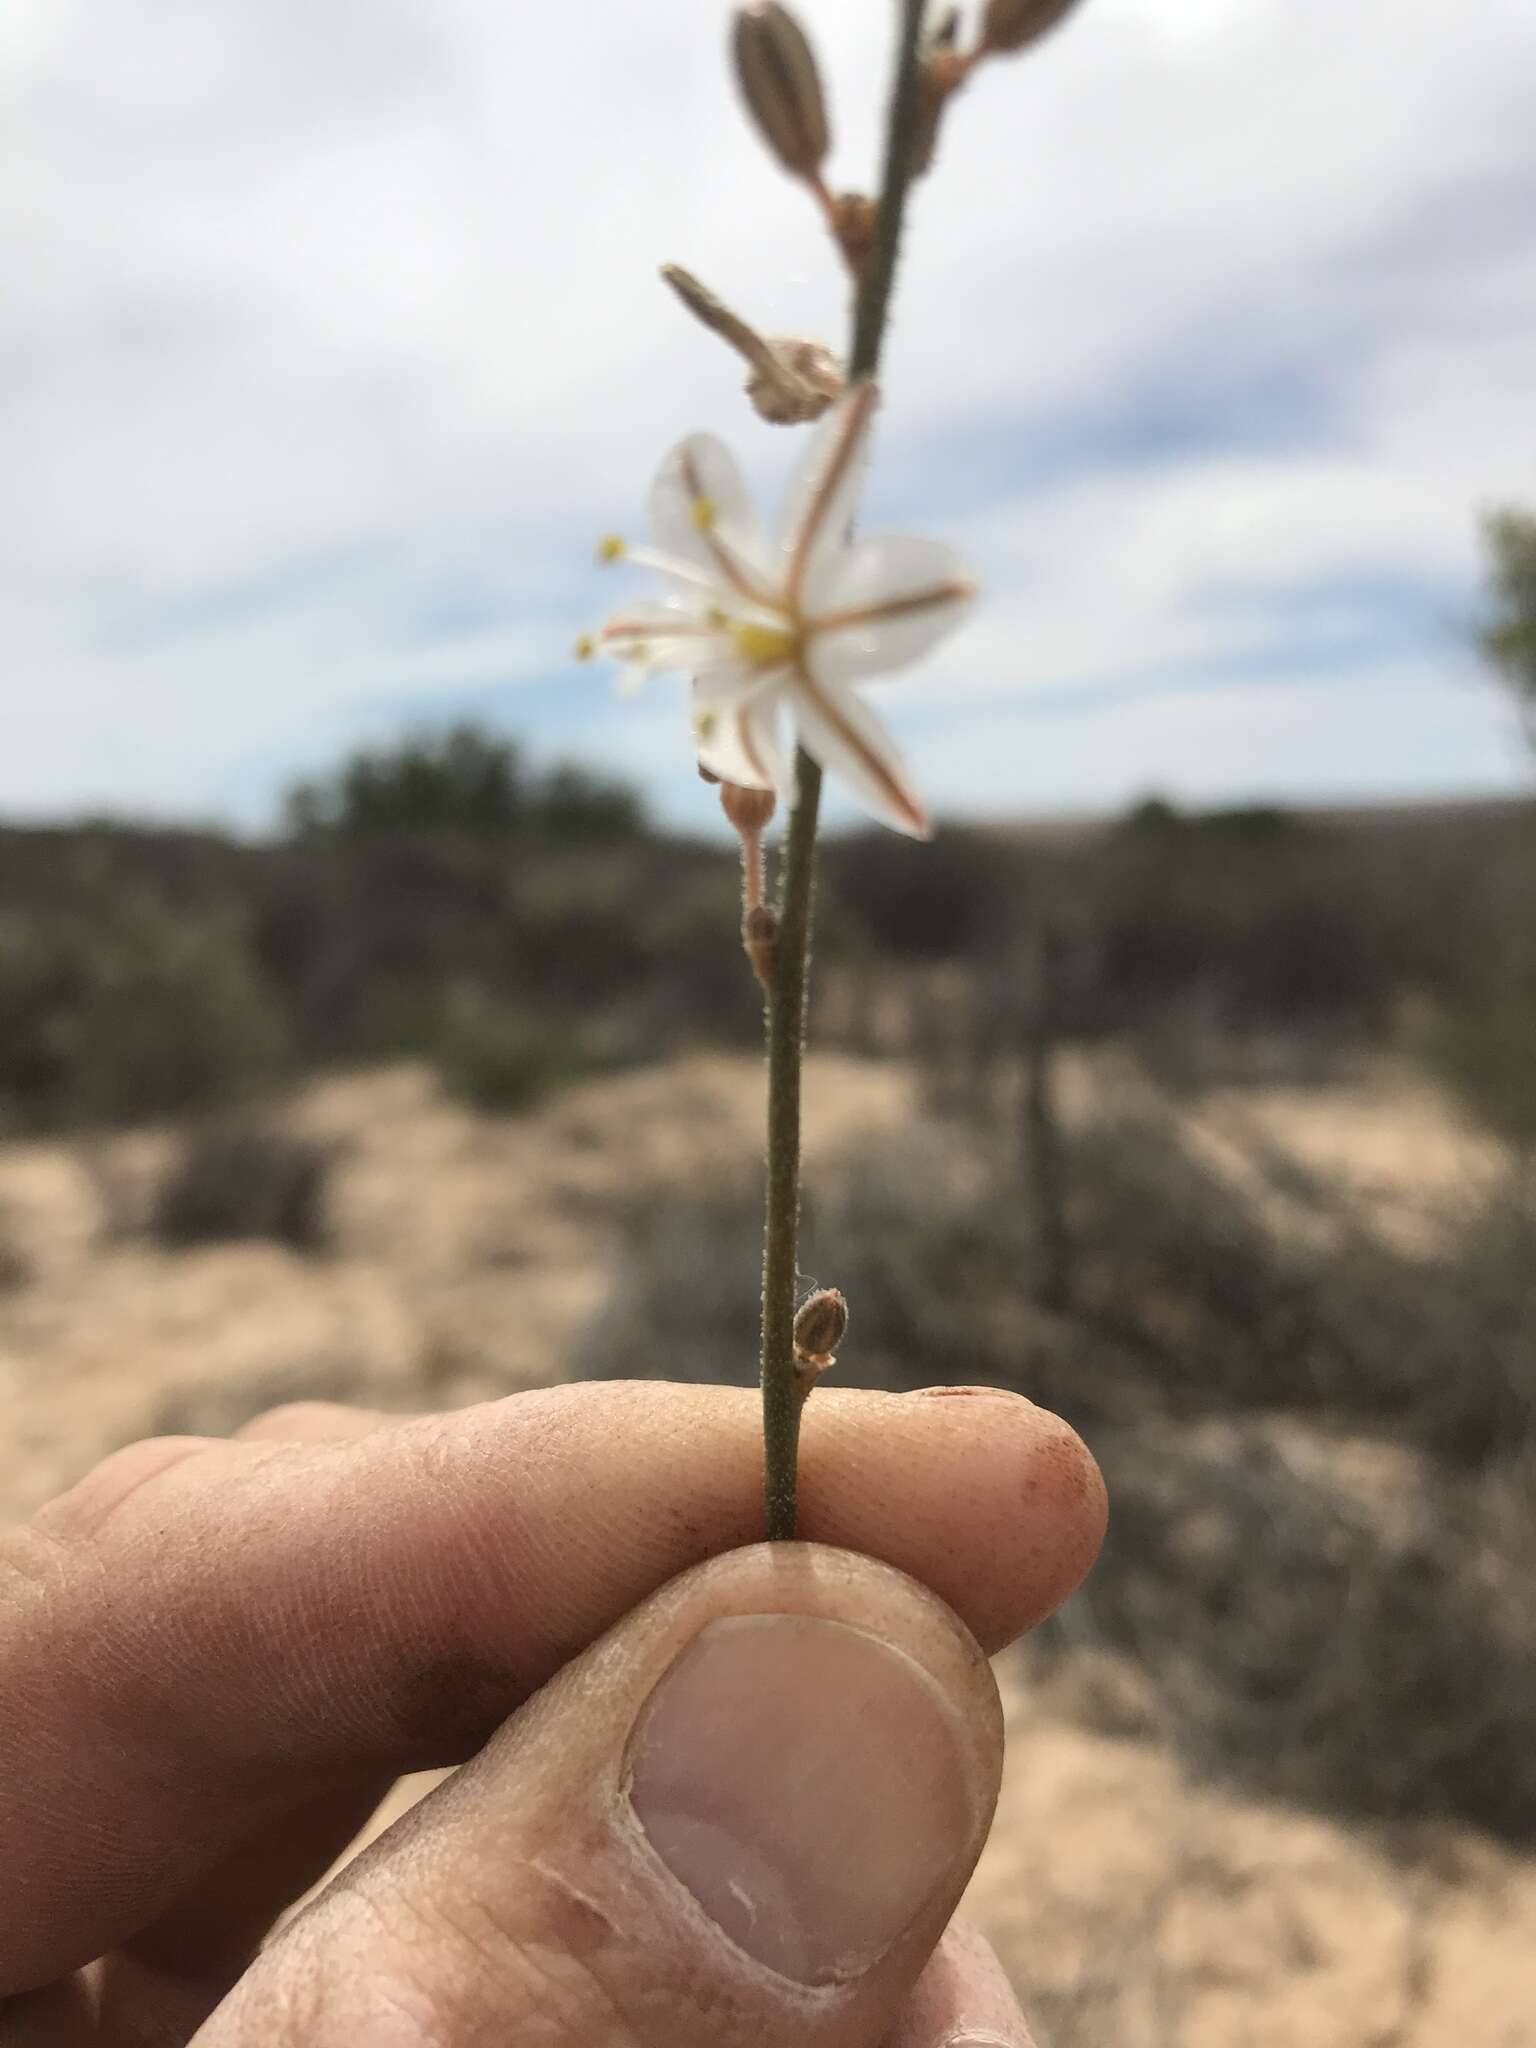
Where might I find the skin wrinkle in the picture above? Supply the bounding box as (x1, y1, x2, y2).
(37, 1438, 217, 1543)
(0, 1383, 1103, 2002)
(237, 1548, 1001, 2048)
(312, 1845, 650, 2048)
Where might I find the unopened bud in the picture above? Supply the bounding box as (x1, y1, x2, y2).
(912, 46, 969, 174)
(793, 1286, 848, 1370)
(829, 191, 879, 277)
(743, 903, 779, 988)
(979, 0, 1084, 56)
(733, 4, 830, 182)
(721, 781, 777, 833)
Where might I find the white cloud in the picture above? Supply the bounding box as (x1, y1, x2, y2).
(3, 0, 1535, 823)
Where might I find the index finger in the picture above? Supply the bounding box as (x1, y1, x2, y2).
(0, 1378, 1103, 1993)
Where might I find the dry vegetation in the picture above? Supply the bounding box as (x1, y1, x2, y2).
(5, 771, 1536, 2040)
(3, 1038, 1534, 2046)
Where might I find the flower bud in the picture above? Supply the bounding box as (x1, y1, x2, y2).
(721, 781, 777, 833)
(912, 46, 968, 175)
(980, 0, 1084, 56)
(793, 1286, 848, 1368)
(829, 191, 878, 277)
(742, 902, 779, 988)
(732, 4, 830, 182)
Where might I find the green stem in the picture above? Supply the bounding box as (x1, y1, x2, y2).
(849, 0, 929, 384)
(759, 0, 929, 1541)
(760, 749, 823, 1540)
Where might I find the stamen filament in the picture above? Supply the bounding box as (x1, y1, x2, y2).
(619, 546, 722, 588)
(600, 616, 718, 641)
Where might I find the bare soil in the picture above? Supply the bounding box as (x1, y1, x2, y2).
(1, 1053, 1528, 2044)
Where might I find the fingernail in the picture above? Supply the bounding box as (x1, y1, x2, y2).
(625, 1613, 979, 1985)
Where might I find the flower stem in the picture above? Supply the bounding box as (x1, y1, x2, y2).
(849, 0, 930, 384)
(761, 748, 823, 1540)
(759, 0, 930, 1541)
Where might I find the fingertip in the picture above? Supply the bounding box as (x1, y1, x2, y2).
(887, 1920, 1037, 2047)
(798, 1385, 1106, 1652)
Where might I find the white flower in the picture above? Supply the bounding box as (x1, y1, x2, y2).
(579, 380, 975, 838)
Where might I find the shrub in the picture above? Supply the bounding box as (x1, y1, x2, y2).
(435, 1002, 586, 1115)
(572, 1106, 1536, 1838)
(151, 1116, 334, 1251)
(1054, 1418, 1536, 1839)
(284, 723, 646, 842)
(0, 871, 286, 1132)
(0, 1205, 28, 1292)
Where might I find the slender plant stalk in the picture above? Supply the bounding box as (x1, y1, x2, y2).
(760, 0, 931, 1540)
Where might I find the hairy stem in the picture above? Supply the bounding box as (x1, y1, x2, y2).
(759, 0, 930, 1541)
(761, 749, 823, 1540)
(849, 0, 929, 383)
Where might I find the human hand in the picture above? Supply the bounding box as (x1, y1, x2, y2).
(0, 1380, 1104, 2045)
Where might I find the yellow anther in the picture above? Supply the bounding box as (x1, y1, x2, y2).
(573, 633, 596, 660)
(689, 496, 718, 534)
(597, 534, 626, 563)
(731, 621, 799, 667)
(694, 708, 720, 742)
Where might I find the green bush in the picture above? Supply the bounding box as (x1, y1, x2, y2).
(0, 1205, 27, 1292)
(285, 723, 645, 842)
(435, 1002, 586, 1115)
(0, 871, 286, 1131)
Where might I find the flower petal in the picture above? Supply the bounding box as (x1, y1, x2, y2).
(650, 433, 774, 603)
(804, 535, 976, 683)
(693, 674, 792, 795)
(779, 379, 880, 605)
(791, 665, 929, 838)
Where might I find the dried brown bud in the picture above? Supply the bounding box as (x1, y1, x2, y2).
(746, 337, 843, 425)
(742, 903, 779, 988)
(721, 782, 777, 833)
(829, 191, 879, 278)
(793, 1286, 848, 1369)
(979, 0, 1084, 57)
(732, 4, 830, 182)
(659, 266, 840, 428)
(912, 47, 970, 175)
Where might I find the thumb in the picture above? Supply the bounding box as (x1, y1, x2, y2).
(196, 1544, 1003, 2048)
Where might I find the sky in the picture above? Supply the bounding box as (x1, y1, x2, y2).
(5, 0, 1536, 839)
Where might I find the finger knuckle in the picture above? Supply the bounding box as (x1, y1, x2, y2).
(287, 1871, 649, 2048)
(234, 1399, 347, 1439)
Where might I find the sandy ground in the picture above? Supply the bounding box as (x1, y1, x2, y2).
(1, 1052, 1530, 2044)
